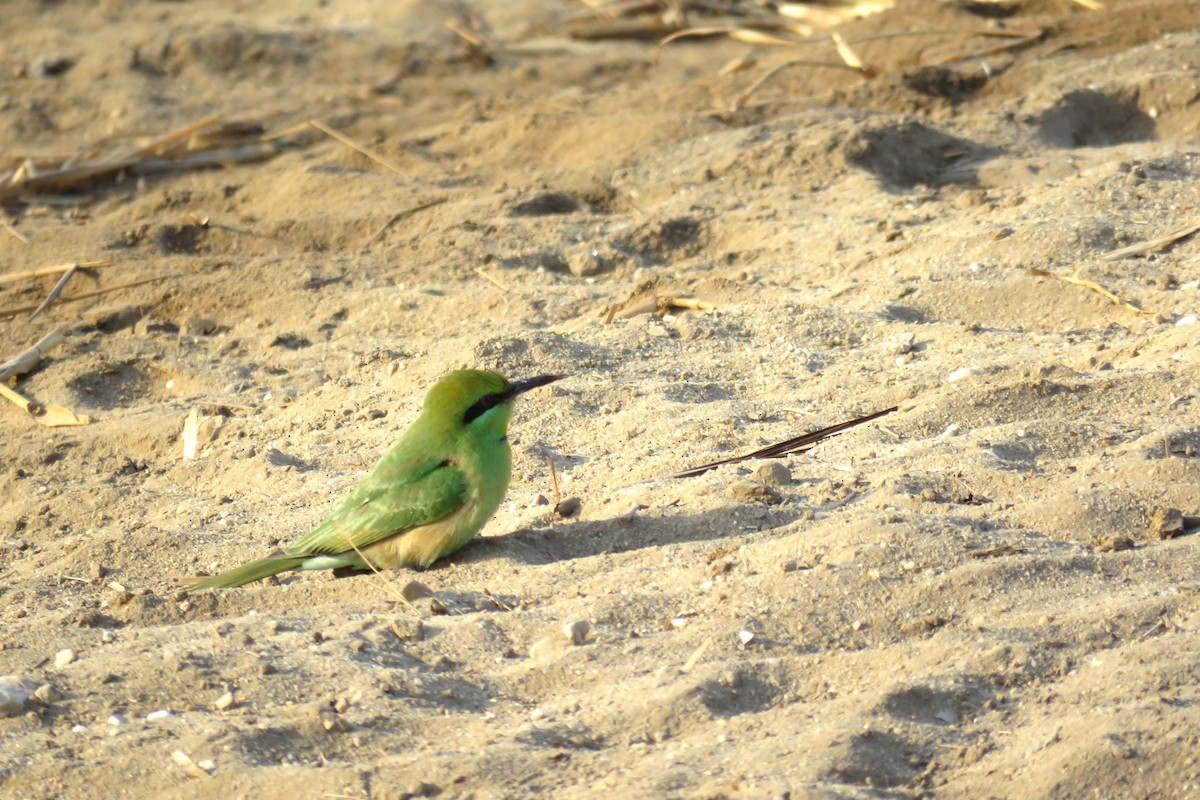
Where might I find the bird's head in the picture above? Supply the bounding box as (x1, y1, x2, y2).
(423, 369, 563, 439)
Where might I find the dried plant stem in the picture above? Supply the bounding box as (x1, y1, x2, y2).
(1, 217, 29, 244)
(360, 198, 448, 252)
(309, 120, 406, 177)
(0, 273, 174, 320)
(0, 328, 64, 381)
(0, 382, 90, 427)
(1028, 268, 1155, 318)
(0, 259, 110, 286)
(1100, 218, 1200, 261)
(732, 57, 873, 111)
(27, 265, 79, 321)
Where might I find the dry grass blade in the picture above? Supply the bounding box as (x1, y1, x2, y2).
(480, 588, 513, 612)
(309, 120, 407, 177)
(669, 406, 898, 479)
(27, 265, 78, 321)
(182, 409, 200, 460)
(446, 12, 496, 66)
(967, 543, 1026, 558)
(665, 297, 716, 312)
(731, 56, 873, 112)
(343, 535, 419, 612)
(831, 32, 880, 76)
(130, 142, 283, 174)
(0, 260, 110, 286)
(1, 216, 29, 244)
(658, 26, 809, 53)
(474, 268, 508, 291)
(937, 28, 1045, 64)
(681, 637, 711, 673)
(1100, 218, 1200, 261)
(0, 115, 284, 204)
(125, 112, 224, 160)
(1028, 268, 1155, 318)
(171, 749, 211, 780)
(360, 197, 449, 252)
(0, 329, 64, 381)
(0, 273, 176, 320)
(0, 382, 90, 427)
(566, 0, 665, 22)
(568, 16, 682, 41)
(546, 455, 563, 507)
(776, 0, 894, 27)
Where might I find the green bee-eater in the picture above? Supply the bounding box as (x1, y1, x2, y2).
(187, 369, 563, 590)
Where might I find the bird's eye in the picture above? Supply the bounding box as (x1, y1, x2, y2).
(463, 392, 506, 424)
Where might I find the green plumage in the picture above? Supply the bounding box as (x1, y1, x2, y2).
(187, 369, 562, 591)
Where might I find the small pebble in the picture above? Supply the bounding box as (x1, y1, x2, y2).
(530, 620, 592, 661)
(1105, 734, 1137, 759)
(320, 708, 348, 733)
(1149, 508, 1184, 540)
(54, 649, 77, 668)
(947, 366, 981, 383)
(33, 684, 60, 704)
(555, 497, 582, 518)
(725, 480, 781, 505)
(563, 620, 591, 645)
(214, 691, 235, 711)
(567, 245, 611, 277)
(0, 676, 39, 718)
(886, 332, 916, 355)
(146, 709, 174, 721)
(737, 630, 755, 647)
(134, 317, 179, 337)
(180, 317, 218, 337)
(71, 724, 88, 734)
(107, 714, 128, 726)
(401, 580, 435, 602)
(35, 55, 75, 77)
(753, 462, 791, 487)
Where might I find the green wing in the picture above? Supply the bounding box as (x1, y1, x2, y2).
(287, 454, 467, 557)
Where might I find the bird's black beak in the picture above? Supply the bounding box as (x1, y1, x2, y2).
(509, 374, 565, 398)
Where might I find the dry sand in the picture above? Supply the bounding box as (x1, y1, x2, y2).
(2, 0, 1200, 797)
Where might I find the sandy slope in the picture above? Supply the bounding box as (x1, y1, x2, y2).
(2, 0, 1200, 797)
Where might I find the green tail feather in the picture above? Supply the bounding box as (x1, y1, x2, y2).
(186, 554, 310, 591)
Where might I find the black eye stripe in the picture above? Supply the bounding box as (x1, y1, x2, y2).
(463, 392, 507, 424)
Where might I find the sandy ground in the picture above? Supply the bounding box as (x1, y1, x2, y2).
(2, 0, 1200, 797)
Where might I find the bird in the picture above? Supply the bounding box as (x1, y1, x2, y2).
(187, 369, 563, 590)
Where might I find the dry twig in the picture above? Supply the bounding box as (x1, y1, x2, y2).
(0, 382, 89, 427)
(360, 198, 448, 252)
(1028, 267, 1155, 318)
(1, 216, 29, 244)
(0, 273, 175, 320)
(0, 329, 64, 382)
(1100, 218, 1200, 261)
(1, 115, 284, 204)
(0, 259, 110, 286)
(27, 265, 79, 321)
(669, 406, 897, 479)
(309, 120, 406, 177)
(730, 56, 874, 112)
